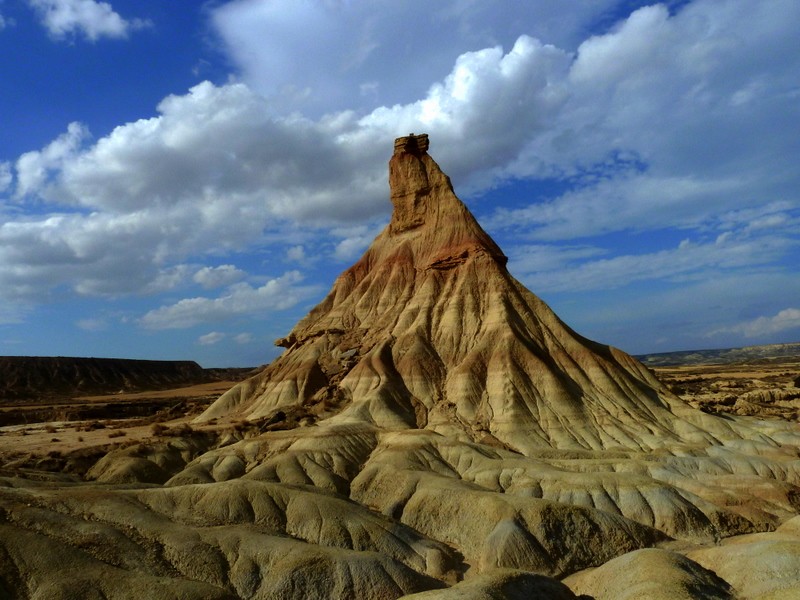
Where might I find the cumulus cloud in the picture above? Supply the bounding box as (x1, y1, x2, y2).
(2, 0, 798, 337)
(15, 122, 89, 198)
(487, 0, 800, 235)
(0, 37, 570, 304)
(0, 212, 195, 301)
(198, 331, 226, 345)
(193, 265, 246, 289)
(27, 0, 150, 41)
(38, 82, 386, 221)
(140, 271, 318, 329)
(210, 0, 620, 116)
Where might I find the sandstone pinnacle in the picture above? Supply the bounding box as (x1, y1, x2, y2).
(197, 134, 735, 453)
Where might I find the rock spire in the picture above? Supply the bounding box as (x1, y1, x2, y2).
(198, 134, 733, 453)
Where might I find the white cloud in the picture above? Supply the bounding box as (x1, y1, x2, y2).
(551, 270, 800, 355)
(286, 245, 306, 263)
(0, 42, 571, 302)
(76, 317, 107, 331)
(488, 0, 800, 237)
(507, 244, 607, 274)
(0, 212, 197, 301)
(198, 331, 226, 345)
(489, 172, 757, 241)
(15, 122, 89, 198)
(234, 332, 253, 344)
(511, 228, 794, 294)
(139, 271, 318, 329)
(193, 265, 246, 289)
(27, 0, 149, 41)
(39, 82, 387, 221)
(570, 5, 671, 87)
(0, 162, 11, 192)
(210, 0, 620, 116)
(331, 223, 385, 262)
(2, 0, 798, 342)
(711, 308, 800, 339)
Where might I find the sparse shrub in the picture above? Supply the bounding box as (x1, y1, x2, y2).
(50, 438, 60, 442)
(77, 436, 84, 442)
(44, 424, 57, 434)
(108, 430, 126, 438)
(150, 423, 168, 436)
(82, 421, 106, 431)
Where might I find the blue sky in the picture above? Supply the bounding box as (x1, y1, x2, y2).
(1, 0, 798, 367)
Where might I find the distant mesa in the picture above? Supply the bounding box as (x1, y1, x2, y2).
(0, 356, 210, 401)
(638, 342, 800, 367)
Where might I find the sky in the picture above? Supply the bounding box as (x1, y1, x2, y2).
(0, 0, 798, 367)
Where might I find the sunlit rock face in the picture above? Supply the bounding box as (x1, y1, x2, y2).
(199, 134, 744, 455)
(4, 136, 800, 600)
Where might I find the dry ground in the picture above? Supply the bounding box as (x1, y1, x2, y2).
(2, 358, 798, 468)
(2, 357, 800, 599)
(0, 380, 239, 471)
(655, 355, 800, 420)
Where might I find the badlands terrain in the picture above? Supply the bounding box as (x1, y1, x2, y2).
(1, 134, 800, 599)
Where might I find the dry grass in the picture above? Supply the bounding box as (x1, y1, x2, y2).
(80, 421, 106, 431)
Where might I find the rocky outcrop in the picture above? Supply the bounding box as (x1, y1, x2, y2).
(198, 134, 739, 456)
(565, 548, 736, 600)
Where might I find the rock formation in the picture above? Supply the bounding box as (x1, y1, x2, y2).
(3, 134, 800, 599)
(199, 133, 738, 454)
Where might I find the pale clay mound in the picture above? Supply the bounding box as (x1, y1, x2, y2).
(3, 134, 800, 599)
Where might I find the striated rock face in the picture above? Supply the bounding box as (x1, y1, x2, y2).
(199, 134, 735, 454)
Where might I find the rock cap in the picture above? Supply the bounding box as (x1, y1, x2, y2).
(394, 133, 430, 156)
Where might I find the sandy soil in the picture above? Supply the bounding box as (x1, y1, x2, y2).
(0, 380, 236, 459)
(73, 380, 241, 402)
